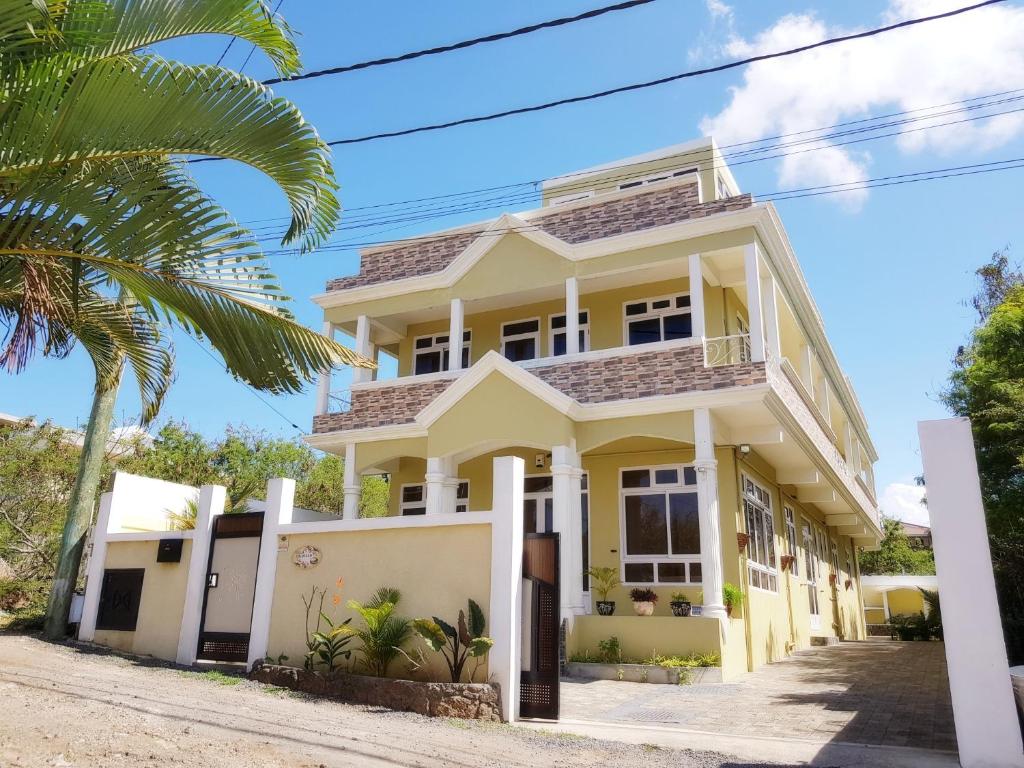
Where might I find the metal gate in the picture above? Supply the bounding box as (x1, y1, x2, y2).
(196, 511, 263, 662)
(520, 532, 560, 720)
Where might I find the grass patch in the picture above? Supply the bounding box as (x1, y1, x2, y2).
(178, 669, 244, 686)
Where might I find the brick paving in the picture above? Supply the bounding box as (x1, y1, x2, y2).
(560, 640, 956, 751)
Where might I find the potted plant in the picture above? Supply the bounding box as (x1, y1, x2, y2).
(844, 578, 853, 591)
(630, 587, 658, 616)
(587, 566, 621, 616)
(722, 583, 744, 617)
(669, 591, 691, 617)
(828, 573, 838, 587)
(780, 554, 795, 571)
(736, 532, 750, 552)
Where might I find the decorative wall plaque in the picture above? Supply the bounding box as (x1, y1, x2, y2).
(292, 544, 321, 569)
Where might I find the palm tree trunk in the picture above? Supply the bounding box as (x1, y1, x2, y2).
(43, 364, 122, 639)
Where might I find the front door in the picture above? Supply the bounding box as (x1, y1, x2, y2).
(520, 532, 560, 720)
(197, 512, 263, 662)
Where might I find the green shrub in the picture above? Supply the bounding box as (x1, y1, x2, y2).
(597, 636, 621, 663)
(344, 587, 411, 677)
(412, 599, 493, 683)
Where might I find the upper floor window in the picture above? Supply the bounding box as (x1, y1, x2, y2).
(784, 506, 800, 577)
(414, 331, 470, 375)
(549, 311, 590, 356)
(624, 294, 692, 346)
(618, 167, 696, 191)
(743, 476, 777, 592)
(502, 318, 540, 362)
(717, 174, 730, 199)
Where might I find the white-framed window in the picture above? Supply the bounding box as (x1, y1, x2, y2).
(618, 167, 697, 191)
(400, 483, 426, 516)
(549, 311, 590, 356)
(844, 546, 853, 584)
(501, 318, 541, 362)
(830, 540, 840, 579)
(717, 173, 730, 199)
(802, 519, 820, 619)
(522, 473, 591, 592)
(623, 293, 692, 346)
(455, 480, 470, 513)
(619, 464, 701, 585)
(784, 506, 799, 577)
(413, 331, 471, 375)
(549, 190, 595, 206)
(742, 476, 778, 592)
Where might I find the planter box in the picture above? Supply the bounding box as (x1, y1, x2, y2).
(565, 661, 722, 685)
(250, 664, 502, 721)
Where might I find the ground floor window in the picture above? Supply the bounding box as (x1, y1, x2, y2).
(619, 464, 701, 585)
(743, 476, 778, 592)
(400, 480, 468, 515)
(522, 473, 590, 591)
(784, 506, 800, 577)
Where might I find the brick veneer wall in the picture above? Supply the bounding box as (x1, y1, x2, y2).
(311, 344, 766, 433)
(325, 184, 754, 291)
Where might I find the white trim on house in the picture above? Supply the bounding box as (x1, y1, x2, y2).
(278, 510, 496, 536)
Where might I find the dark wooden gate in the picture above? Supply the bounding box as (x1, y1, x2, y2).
(520, 532, 560, 720)
(196, 511, 263, 662)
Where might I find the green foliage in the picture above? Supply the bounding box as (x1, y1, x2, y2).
(643, 652, 721, 669)
(411, 599, 493, 683)
(670, 591, 689, 602)
(301, 585, 352, 673)
(889, 612, 937, 641)
(597, 636, 621, 663)
(721, 583, 744, 607)
(586, 566, 621, 601)
(344, 587, 411, 677)
(857, 517, 935, 575)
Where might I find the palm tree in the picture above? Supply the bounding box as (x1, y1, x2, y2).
(0, 0, 372, 636)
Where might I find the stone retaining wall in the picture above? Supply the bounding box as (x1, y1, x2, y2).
(250, 664, 502, 721)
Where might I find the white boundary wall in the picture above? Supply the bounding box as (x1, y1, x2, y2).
(919, 418, 1024, 768)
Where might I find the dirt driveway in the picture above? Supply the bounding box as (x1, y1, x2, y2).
(0, 633, 794, 768)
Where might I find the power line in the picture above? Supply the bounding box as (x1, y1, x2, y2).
(238, 0, 286, 75)
(262, 0, 658, 86)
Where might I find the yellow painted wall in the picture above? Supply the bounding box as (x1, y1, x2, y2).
(267, 524, 492, 682)
(886, 588, 926, 617)
(93, 539, 192, 662)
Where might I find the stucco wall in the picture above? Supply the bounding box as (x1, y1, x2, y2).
(93, 539, 192, 662)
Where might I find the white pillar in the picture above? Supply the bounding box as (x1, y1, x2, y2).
(342, 443, 359, 519)
(881, 590, 891, 621)
(761, 273, 781, 359)
(77, 492, 113, 643)
(743, 243, 766, 363)
(315, 321, 333, 416)
(694, 408, 727, 620)
(820, 376, 833, 425)
(688, 253, 706, 340)
(565, 277, 580, 355)
(552, 445, 584, 619)
(800, 345, 815, 399)
(918, 417, 1024, 768)
(175, 483, 226, 665)
(488, 456, 525, 721)
(425, 457, 451, 516)
(448, 298, 465, 371)
(352, 314, 372, 385)
(843, 423, 855, 469)
(247, 477, 294, 670)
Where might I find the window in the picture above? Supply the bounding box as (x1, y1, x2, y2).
(803, 520, 821, 621)
(623, 294, 692, 346)
(618, 167, 697, 191)
(845, 546, 853, 584)
(830, 540, 840, 579)
(414, 331, 471, 375)
(620, 465, 701, 585)
(717, 174, 730, 199)
(549, 311, 590, 356)
(400, 484, 426, 516)
(501, 318, 540, 362)
(784, 506, 799, 577)
(743, 476, 778, 592)
(456, 481, 470, 514)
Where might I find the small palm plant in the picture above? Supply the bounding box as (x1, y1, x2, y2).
(344, 587, 411, 677)
(587, 566, 621, 616)
(412, 599, 494, 683)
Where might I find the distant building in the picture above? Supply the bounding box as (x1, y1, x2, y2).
(901, 522, 932, 549)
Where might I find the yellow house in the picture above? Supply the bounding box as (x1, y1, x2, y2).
(307, 137, 882, 682)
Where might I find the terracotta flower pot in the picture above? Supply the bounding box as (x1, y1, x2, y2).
(632, 600, 655, 616)
(737, 532, 750, 551)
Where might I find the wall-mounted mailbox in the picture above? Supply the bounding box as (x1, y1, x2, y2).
(157, 538, 183, 563)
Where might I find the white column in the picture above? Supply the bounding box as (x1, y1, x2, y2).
(425, 456, 451, 516)
(694, 408, 727, 620)
(843, 423, 855, 469)
(342, 443, 359, 519)
(743, 243, 766, 363)
(761, 273, 781, 359)
(352, 314, 372, 385)
(688, 253, 706, 340)
(315, 321, 333, 416)
(77, 492, 113, 643)
(448, 298, 465, 371)
(488, 455, 525, 721)
(552, 445, 584, 619)
(820, 376, 833, 424)
(881, 590, 891, 621)
(247, 477, 294, 670)
(175, 483, 226, 665)
(800, 345, 815, 399)
(565, 277, 580, 355)
(918, 418, 1024, 768)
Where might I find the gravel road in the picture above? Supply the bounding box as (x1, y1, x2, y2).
(0, 633, 794, 767)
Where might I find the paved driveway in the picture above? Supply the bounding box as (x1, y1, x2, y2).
(561, 640, 956, 752)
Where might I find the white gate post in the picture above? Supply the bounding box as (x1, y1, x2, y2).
(176, 484, 226, 666)
(489, 456, 525, 722)
(918, 417, 1024, 768)
(247, 477, 294, 670)
(78, 492, 113, 643)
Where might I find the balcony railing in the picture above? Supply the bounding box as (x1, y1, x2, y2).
(702, 334, 751, 367)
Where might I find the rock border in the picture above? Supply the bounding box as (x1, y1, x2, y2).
(250, 664, 503, 721)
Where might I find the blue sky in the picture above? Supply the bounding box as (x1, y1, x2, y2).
(6, 0, 1024, 523)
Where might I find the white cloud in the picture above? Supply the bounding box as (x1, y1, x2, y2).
(879, 481, 930, 526)
(699, 0, 1024, 210)
(705, 0, 734, 23)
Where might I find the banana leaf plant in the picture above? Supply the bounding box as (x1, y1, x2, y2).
(412, 599, 494, 683)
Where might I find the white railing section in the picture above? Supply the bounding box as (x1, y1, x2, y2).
(702, 333, 751, 367)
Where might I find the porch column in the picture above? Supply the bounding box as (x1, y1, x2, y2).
(425, 456, 453, 515)
(552, 444, 584, 617)
(743, 243, 766, 362)
(315, 321, 333, 416)
(761, 273, 781, 359)
(448, 298, 465, 371)
(352, 314, 372, 385)
(694, 408, 727, 619)
(688, 253, 706, 339)
(882, 590, 891, 621)
(565, 277, 580, 355)
(342, 443, 360, 519)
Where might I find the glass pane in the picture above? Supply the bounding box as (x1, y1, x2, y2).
(624, 562, 654, 583)
(504, 319, 539, 336)
(654, 468, 678, 485)
(415, 337, 434, 350)
(669, 493, 701, 554)
(580, 473, 588, 491)
(581, 494, 590, 591)
(414, 351, 442, 375)
(523, 499, 537, 533)
(552, 332, 567, 357)
(652, 299, 671, 310)
(503, 337, 536, 362)
(436, 335, 449, 344)
(663, 313, 693, 340)
(402, 507, 426, 516)
(524, 476, 553, 493)
(460, 346, 470, 368)
(625, 302, 647, 316)
(689, 562, 702, 584)
(578, 311, 588, 324)
(683, 466, 697, 485)
(624, 494, 668, 555)
(457, 481, 469, 499)
(676, 295, 691, 308)
(543, 498, 553, 534)
(402, 485, 424, 503)
(765, 512, 776, 568)
(551, 314, 567, 329)
(463, 330, 472, 341)
(621, 469, 650, 488)
(658, 562, 686, 583)
(628, 317, 661, 345)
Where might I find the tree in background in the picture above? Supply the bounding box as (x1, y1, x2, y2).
(858, 516, 935, 576)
